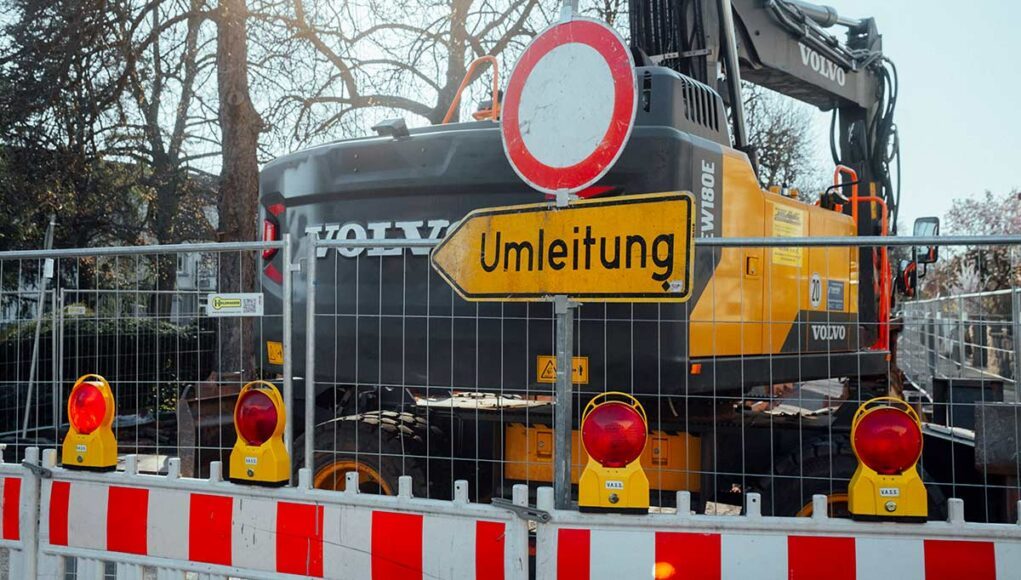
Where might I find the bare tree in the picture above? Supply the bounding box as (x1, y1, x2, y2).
(117, 0, 220, 245)
(216, 0, 264, 376)
(582, 0, 627, 27)
(251, 0, 547, 147)
(923, 190, 1021, 296)
(743, 83, 827, 197)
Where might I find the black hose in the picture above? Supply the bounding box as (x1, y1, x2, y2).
(864, 58, 899, 234)
(829, 108, 840, 166)
(826, 54, 899, 234)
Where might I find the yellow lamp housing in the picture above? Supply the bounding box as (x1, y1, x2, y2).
(848, 397, 928, 522)
(578, 392, 650, 513)
(229, 380, 290, 486)
(61, 374, 117, 471)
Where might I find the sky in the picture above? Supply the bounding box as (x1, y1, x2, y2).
(809, 0, 1021, 229)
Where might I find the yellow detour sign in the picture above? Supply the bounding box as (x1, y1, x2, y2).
(537, 355, 589, 384)
(430, 192, 694, 302)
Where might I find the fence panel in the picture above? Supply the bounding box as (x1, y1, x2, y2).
(900, 289, 1017, 396)
(303, 235, 893, 513)
(0, 240, 292, 481)
(304, 235, 561, 503)
(300, 233, 1021, 526)
(3, 231, 1016, 575)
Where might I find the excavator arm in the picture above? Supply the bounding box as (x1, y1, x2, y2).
(733, 0, 883, 111)
(629, 0, 899, 231)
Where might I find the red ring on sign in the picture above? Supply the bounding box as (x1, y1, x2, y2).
(501, 18, 636, 194)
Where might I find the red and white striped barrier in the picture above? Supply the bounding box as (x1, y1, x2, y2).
(20, 449, 1021, 580)
(0, 474, 23, 545)
(547, 526, 1021, 579)
(535, 489, 1021, 580)
(37, 452, 528, 580)
(0, 448, 42, 579)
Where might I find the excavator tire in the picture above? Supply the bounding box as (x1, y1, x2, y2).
(760, 434, 947, 519)
(294, 410, 448, 498)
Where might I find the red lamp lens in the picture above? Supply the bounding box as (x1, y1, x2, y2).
(262, 219, 279, 260)
(69, 384, 106, 435)
(582, 402, 647, 468)
(236, 390, 278, 446)
(854, 407, 922, 475)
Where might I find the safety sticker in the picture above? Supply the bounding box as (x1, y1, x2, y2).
(772, 205, 805, 266)
(537, 355, 589, 384)
(827, 280, 845, 311)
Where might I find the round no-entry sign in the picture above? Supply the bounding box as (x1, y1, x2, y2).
(501, 17, 637, 195)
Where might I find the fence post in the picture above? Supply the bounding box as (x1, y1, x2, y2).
(927, 301, 937, 377)
(21, 447, 41, 580)
(1013, 287, 1020, 399)
(23, 257, 54, 438)
(958, 294, 967, 373)
(281, 234, 294, 462)
(304, 233, 319, 473)
(51, 289, 60, 441)
(55, 290, 65, 433)
(553, 295, 577, 510)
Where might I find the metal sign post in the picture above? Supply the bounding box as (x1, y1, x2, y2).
(22, 215, 56, 437)
(553, 295, 577, 510)
(560, 0, 578, 20)
(433, 14, 662, 511)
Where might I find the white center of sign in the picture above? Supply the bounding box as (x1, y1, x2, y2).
(517, 42, 614, 168)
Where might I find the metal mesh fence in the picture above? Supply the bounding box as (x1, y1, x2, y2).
(0, 241, 290, 478)
(302, 234, 1021, 523)
(900, 289, 1017, 395)
(302, 236, 556, 500)
(898, 286, 1020, 524)
(3, 233, 1020, 525)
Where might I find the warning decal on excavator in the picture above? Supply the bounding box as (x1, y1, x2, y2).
(771, 205, 805, 267)
(537, 355, 589, 384)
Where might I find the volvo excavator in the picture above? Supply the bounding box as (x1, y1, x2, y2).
(191, 0, 1001, 519)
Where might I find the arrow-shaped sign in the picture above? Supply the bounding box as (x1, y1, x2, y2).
(430, 192, 694, 302)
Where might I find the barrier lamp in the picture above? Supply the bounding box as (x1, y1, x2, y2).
(229, 380, 290, 486)
(62, 374, 117, 471)
(578, 392, 650, 512)
(849, 397, 927, 521)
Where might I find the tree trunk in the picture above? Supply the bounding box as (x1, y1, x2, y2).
(429, 0, 472, 125)
(215, 0, 262, 377)
(153, 166, 182, 317)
